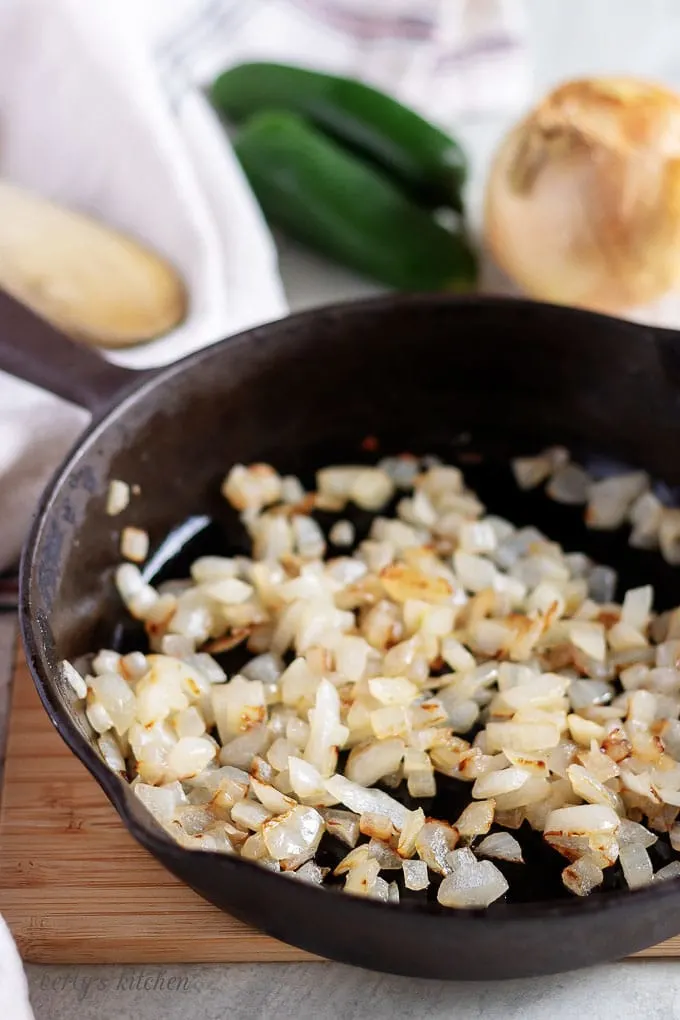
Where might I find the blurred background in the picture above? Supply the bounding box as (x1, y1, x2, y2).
(283, 0, 680, 306)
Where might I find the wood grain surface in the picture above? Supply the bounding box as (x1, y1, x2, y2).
(0, 649, 317, 964)
(0, 648, 677, 963)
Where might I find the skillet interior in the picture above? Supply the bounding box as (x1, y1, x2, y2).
(20, 294, 680, 978)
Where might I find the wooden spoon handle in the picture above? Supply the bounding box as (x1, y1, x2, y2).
(0, 180, 187, 349)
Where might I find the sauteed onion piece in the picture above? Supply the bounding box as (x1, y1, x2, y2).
(64, 451, 680, 907)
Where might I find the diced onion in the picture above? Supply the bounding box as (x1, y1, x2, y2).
(619, 843, 654, 889)
(403, 858, 430, 890)
(476, 831, 524, 863)
(121, 527, 150, 564)
(437, 853, 508, 908)
(76, 451, 680, 909)
(106, 479, 130, 516)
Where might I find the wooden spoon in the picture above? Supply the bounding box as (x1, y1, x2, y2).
(0, 180, 187, 348)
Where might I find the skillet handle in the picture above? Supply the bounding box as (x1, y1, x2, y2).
(0, 291, 146, 411)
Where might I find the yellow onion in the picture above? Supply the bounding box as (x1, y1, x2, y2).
(485, 77, 680, 313)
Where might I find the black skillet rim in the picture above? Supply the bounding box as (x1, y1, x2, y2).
(18, 292, 680, 933)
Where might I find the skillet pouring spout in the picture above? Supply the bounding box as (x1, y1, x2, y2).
(10, 290, 680, 978)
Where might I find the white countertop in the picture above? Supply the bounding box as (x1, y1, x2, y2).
(23, 959, 680, 1020)
(18, 1, 680, 1016)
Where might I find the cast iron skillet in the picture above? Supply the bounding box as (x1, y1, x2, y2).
(7, 290, 680, 980)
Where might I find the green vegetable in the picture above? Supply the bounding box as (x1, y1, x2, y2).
(212, 62, 466, 212)
(233, 111, 476, 292)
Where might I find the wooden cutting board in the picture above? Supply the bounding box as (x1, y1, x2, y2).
(0, 647, 317, 964)
(0, 645, 677, 964)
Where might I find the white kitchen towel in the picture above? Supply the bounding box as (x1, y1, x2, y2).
(0, 917, 33, 1020)
(0, 0, 529, 575)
